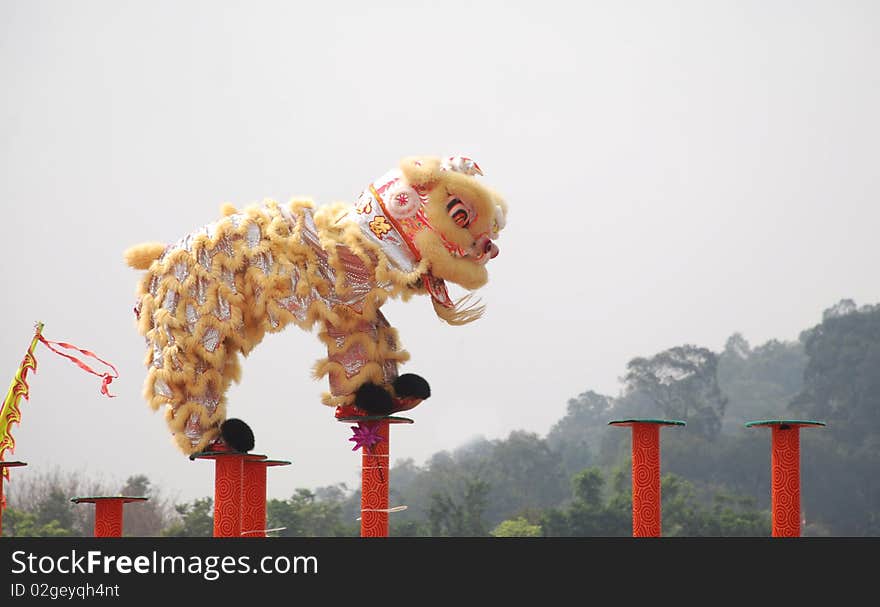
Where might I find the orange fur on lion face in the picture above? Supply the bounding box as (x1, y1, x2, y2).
(125, 156, 507, 454)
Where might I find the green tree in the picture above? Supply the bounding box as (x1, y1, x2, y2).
(36, 487, 75, 532)
(2, 508, 73, 537)
(388, 432, 568, 533)
(162, 497, 214, 537)
(482, 431, 568, 522)
(624, 345, 728, 440)
(391, 519, 428, 536)
(119, 475, 174, 537)
(661, 432, 770, 506)
(717, 333, 806, 433)
(541, 467, 630, 537)
(4, 468, 112, 536)
(547, 390, 613, 476)
(267, 488, 356, 537)
(661, 474, 769, 536)
(428, 478, 490, 536)
(780, 300, 880, 534)
(791, 300, 880, 443)
(491, 517, 542, 537)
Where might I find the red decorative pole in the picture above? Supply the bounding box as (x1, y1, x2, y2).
(70, 496, 148, 537)
(745, 419, 825, 537)
(362, 420, 390, 537)
(193, 450, 291, 537)
(609, 418, 685, 537)
(242, 457, 291, 538)
(214, 453, 245, 538)
(339, 415, 412, 537)
(192, 451, 252, 537)
(0, 461, 26, 536)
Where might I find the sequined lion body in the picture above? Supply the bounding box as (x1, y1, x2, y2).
(126, 156, 507, 455)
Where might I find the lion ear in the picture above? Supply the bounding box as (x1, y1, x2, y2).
(399, 156, 442, 187)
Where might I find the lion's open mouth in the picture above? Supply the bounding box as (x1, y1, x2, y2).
(422, 269, 486, 325)
(422, 272, 453, 308)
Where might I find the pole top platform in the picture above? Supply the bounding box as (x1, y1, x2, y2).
(245, 459, 292, 468)
(337, 415, 414, 424)
(745, 419, 826, 429)
(608, 418, 686, 428)
(189, 451, 268, 461)
(0, 461, 27, 469)
(70, 496, 148, 504)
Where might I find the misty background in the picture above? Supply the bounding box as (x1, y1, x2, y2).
(1, 0, 878, 513)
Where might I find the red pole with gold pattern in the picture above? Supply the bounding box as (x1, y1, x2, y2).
(191, 451, 250, 537)
(213, 454, 245, 537)
(340, 415, 413, 538)
(193, 449, 292, 537)
(362, 420, 390, 537)
(242, 456, 291, 538)
(745, 419, 825, 537)
(70, 496, 148, 537)
(609, 418, 685, 537)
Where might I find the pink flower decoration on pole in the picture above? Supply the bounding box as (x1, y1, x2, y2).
(349, 422, 384, 452)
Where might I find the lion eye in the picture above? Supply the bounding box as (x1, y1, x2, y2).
(446, 198, 472, 228)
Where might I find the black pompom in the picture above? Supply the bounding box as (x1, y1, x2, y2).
(221, 418, 255, 453)
(393, 373, 431, 400)
(354, 382, 395, 415)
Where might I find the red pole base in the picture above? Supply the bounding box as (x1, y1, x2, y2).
(242, 458, 291, 538)
(745, 420, 825, 538)
(192, 451, 290, 538)
(361, 421, 390, 537)
(771, 426, 801, 537)
(631, 423, 661, 537)
(213, 454, 246, 538)
(609, 419, 685, 538)
(242, 458, 268, 538)
(70, 497, 148, 538)
(95, 500, 124, 537)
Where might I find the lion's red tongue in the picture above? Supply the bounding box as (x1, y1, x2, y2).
(422, 273, 453, 308)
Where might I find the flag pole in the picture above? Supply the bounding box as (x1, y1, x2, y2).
(0, 322, 44, 481)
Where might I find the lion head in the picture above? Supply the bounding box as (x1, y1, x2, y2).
(351, 155, 508, 324)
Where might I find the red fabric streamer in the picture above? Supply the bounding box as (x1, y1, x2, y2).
(37, 337, 119, 398)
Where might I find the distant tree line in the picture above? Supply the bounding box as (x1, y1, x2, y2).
(4, 299, 878, 537)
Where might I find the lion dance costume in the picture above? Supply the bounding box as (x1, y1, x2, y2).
(125, 156, 507, 455)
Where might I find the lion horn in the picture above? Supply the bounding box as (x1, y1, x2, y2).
(442, 156, 483, 176)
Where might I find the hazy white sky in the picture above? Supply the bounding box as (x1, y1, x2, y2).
(1, 0, 878, 503)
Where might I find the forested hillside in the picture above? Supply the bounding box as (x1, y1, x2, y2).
(5, 299, 878, 536)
